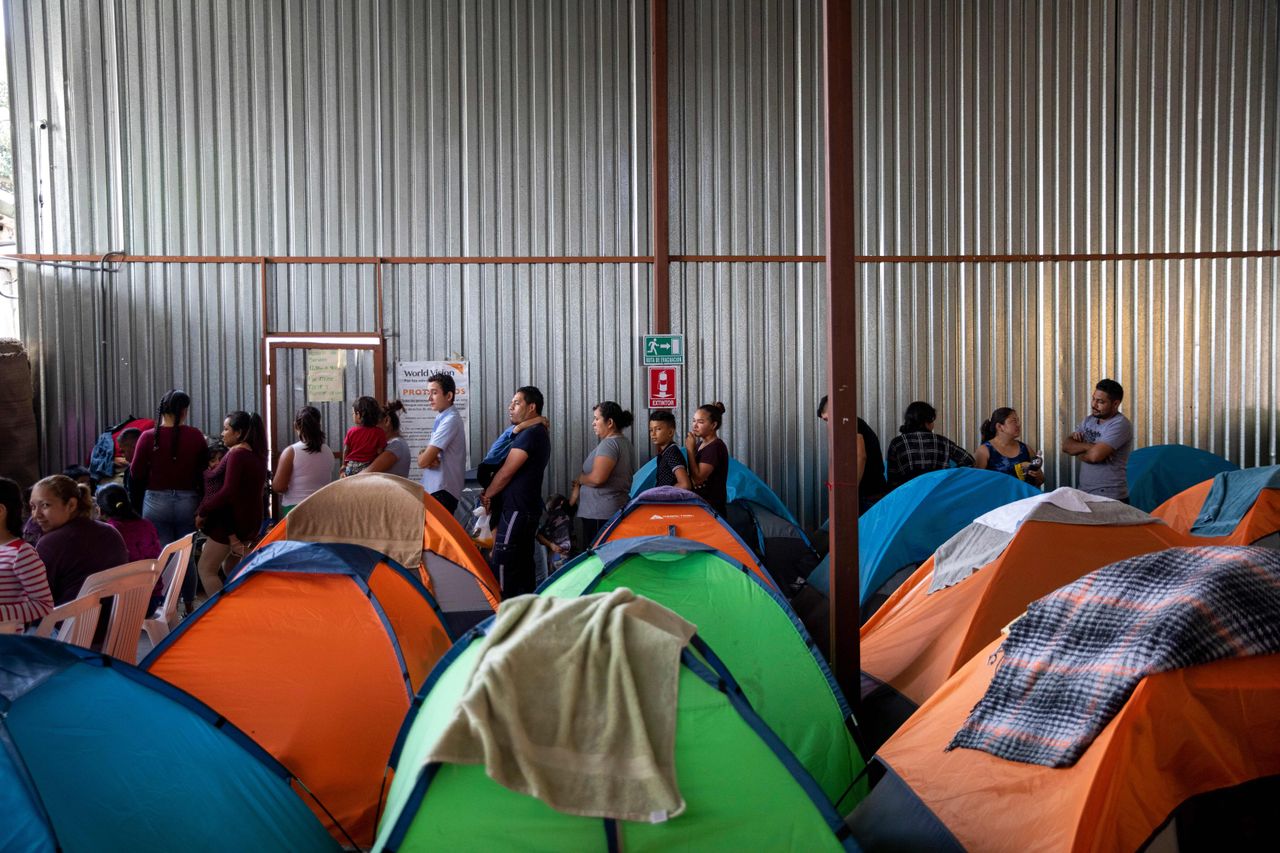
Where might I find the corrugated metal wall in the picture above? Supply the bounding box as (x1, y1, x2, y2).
(7, 0, 1278, 526)
(7, 0, 650, 499)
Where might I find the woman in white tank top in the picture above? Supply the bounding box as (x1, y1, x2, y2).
(271, 406, 336, 515)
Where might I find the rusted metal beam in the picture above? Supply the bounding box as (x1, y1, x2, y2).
(8, 248, 1279, 266)
(650, 0, 671, 333)
(823, 0, 861, 705)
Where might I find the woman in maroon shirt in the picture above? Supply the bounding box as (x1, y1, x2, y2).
(195, 411, 268, 597)
(30, 475, 128, 604)
(130, 389, 209, 544)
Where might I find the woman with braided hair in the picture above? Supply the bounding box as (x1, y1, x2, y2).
(130, 389, 209, 545)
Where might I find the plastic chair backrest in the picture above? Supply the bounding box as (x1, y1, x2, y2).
(76, 560, 158, 663)
(149, 534, 195, 631)
(34, 594, 105, 649)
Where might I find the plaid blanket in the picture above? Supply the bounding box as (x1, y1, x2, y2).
(947, 546, 1280, 767)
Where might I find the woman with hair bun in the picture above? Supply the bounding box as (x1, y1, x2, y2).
(271, 406, 335, 515)
(684, 401, 730, 514)
(974, 407, 1044, 486)
(31, 474, 128, 604)
(884, 400, 974, 488)
(195, 411, 268, 596)
(364, 400, 412, 478)
(573, 401, 636, 546)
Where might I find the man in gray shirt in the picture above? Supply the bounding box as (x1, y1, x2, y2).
(1061, 378, 1133, 502)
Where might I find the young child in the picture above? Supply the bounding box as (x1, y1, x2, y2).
(648, 410, 692, 489)
(96, 482, 165, 608)
(341, 396, 388, 477)
(95, 483, 162, 562)
(206, 439, 228, 470)
(536, 493, 574, 573)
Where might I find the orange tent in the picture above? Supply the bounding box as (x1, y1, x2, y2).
(1152, 470, 1280, 547)
(860, 492, 1182, 745)
(849, 636, 1280, 852)
(143, 540, 454, 848)
(257, 473, 500, 633)
(593, 486, 778, 589)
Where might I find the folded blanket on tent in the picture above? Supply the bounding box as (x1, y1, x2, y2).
(425, 588, 696, 822)
(929, 488, 1157, 592)
(1190, 466, 1280, 537)
(286, 474, 424, 568)
(947, 545, 1280, 767)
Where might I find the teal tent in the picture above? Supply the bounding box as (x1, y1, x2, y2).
(1127, 444, 1238, 512)
(808, 468, 1039, 612)
(0, 635, 337, 853)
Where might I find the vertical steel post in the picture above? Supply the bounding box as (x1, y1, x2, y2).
(822, 0, 861, 703)
(650, 0, 670, 333)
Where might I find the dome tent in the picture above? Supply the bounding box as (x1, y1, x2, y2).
(1125, 443, 1238, 512)
(144, 540, 454, 848)
(1, 635, 337, 853)
(373, 614, 857, 851)
(858, 489, 1182, 750)
(1152, 464, 1280, 548)
(538, 535, 865, 809)
(593, 487, 777, 588)
(630, 457, 820, 591)
(807, 468, 1039, 615)
(257, 472, 501, 634)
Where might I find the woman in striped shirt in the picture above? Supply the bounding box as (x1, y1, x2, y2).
(0, 477, 53, 627)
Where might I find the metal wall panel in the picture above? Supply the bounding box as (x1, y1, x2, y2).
(669, 0, 825, 254)
(9, 0, 649, 474)
(383, 263, 651, 498)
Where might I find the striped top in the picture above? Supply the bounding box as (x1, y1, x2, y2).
(0, 538, 54, 624)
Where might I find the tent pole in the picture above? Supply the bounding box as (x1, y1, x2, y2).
(822, 0, 861, 707)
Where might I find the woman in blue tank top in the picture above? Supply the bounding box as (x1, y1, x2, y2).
(974, 407, 1044, 486)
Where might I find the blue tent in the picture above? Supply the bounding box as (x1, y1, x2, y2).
(1126, 444, 1239, 512)
(631, 454, 803, 529)
(807, 468, 1039, 605)
(0, 635, 337, 853)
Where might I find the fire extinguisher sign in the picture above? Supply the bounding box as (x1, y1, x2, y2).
(648, 367, 679, 409)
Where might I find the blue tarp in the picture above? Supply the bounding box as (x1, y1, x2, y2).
(807, 468, 1039, 603)
(631, 454, 802, 528)
(1126, 444, 1238, 512)
(1, 636, 337, 852)
(1191, 465, 1280, 537)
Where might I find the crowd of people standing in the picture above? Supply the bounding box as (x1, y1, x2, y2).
(3, 370, 1133, 631)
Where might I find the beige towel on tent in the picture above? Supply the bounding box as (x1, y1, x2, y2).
(286, 473, 424, 568)
(425, 588, 697, 822)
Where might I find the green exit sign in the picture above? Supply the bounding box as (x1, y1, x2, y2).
(641, 334, 684, 366)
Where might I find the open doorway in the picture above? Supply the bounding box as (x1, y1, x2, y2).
(263, 334, 386, 484)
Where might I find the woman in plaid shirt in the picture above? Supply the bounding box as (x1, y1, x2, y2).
(885, 401, 974, 488)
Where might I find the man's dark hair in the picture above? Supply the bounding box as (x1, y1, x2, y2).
(816, 395, 829, 419)
(118, 427, 142, 443)
(516, 385, 544, 415)
(428, 373, 456, 397)
(1096, 379, 1124, 402)
(649, 410, 676, 426)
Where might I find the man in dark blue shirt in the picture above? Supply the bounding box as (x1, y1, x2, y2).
(480, 386, 550, 596)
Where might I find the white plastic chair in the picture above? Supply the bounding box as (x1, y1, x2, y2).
(34, 594, 106, 649)
(37, 560, 156, 663)
(144, 533, 196, 645)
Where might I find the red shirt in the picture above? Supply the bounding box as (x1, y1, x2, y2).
(343, 426, 387, 464)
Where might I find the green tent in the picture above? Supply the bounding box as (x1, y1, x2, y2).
(374, 537, 864, 851)
(539, 537, 864, 807)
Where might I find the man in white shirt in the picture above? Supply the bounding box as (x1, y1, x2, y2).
(418, 373, 467, 515)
